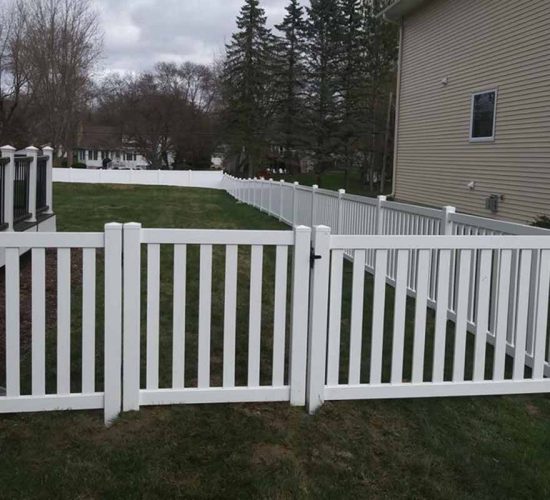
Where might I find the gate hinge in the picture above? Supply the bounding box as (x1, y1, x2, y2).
(310, 248, 322, 268)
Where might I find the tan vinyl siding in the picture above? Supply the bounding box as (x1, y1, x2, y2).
(395, 0, 550, 224)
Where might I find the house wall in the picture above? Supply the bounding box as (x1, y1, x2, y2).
(77, 149, 149, 169)
(395, 0, 550, 224)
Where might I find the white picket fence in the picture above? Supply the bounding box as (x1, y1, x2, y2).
(223, 176, 550, 386)
(307, 228, 550, 410)
(0, 225, 122, 424)
(1, 174, 550, 423)
(121, 224, 311, 410)
(0, 223, 549, 423)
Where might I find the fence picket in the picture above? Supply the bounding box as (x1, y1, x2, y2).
(473, 250, 493, 381)
(412, 249, 430, 384)
(57, 248, 71, 395)
(513, 250, 532, 380)
(198, 244, 213, 388)
(248, 245, 263, 387)
(391, 250, 409, 384)
(32, 248, 46, 396)
(272, 245, 288, 387)
(82, 248, 96, 394)
(146, 244, 161, 390)
(493, 250, 512, 381)
(453, 250, 472, 382)
(349, 250, 367, 385)
(223, 245, 238, 388)
(433, 249, 451, 383)
(5, 248, 20, 398)
(369, 249, 388, 385)
(327, 250, 344, 385)
(172, 245, 187, 389)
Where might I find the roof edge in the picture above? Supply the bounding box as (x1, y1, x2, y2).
(381, 0, 432, 23)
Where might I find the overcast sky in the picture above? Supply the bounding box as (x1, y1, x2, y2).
(92, 0, 289, 76)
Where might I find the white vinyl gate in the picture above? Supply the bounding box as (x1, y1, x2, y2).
(1, 223, 550, 423)
(121, 224, 311, 411)
(307, 227, 550, 412)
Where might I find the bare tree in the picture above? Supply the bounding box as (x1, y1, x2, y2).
(0, 1, 29, 144)
(21, 0, 102, 154)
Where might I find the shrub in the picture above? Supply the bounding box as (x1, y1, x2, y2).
(532, 215, 550, 229)
(71, 162, 87, 169)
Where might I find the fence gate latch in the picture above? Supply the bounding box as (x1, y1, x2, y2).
(310, 247, 322, 269)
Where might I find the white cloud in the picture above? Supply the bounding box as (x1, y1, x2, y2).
(92, 0, 290, 74)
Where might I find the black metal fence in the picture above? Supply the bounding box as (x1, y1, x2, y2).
(36, 156, 48, 212)
(0, 157, 8, 228)
(14, 157, 31, 222)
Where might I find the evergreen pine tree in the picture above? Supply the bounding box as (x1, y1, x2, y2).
(223, 0, 275, 177)
(338, 0, 367, 167)
(272, 0, 308, 172)
(304, 0, 344, 172)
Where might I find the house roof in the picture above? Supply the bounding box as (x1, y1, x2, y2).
(381, 0, 432, 23)
(78, 125, 124, 150)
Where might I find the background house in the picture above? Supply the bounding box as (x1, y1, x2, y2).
(383, 0, 550, 224)
(75, 125, 150, 169)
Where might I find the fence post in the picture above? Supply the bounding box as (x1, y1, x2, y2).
(307, 225, 331, 414)
(43, 147, 54, 215)
(376, 195, 387, 235)
(279, 180, 285, 221)
(104, 223, 123, 425)
(123, 223, 142, 412)
(289, 225, 312, 406)
(1, 145, 15, 231)
(292, 182, 299, 226)
(311, 184, 318, 226)
(441, 206, 456, 235)
(268, 178, 273, 215)
(337, 189, 346, 234)
(25, 146, 39, 222)
(259, 177, 265, 212)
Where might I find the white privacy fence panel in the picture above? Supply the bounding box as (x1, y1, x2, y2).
(122, 224, 311, 410)
(53, 168, 224, 189)
(307, 228, 550, 412)
(0, 226, 122, 424)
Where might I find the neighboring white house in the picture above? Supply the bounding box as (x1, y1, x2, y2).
(75, 125, 150, 170)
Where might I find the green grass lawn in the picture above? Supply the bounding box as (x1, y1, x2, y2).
(1, 183, 550, 499)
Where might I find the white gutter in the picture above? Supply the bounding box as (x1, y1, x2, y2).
(381, 0, 430, 24)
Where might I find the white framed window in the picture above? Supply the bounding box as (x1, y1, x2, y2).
(470, 89, 497, 142)
(79, 150, 86, 161)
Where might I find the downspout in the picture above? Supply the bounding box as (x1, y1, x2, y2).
(391, 19, 404, 199)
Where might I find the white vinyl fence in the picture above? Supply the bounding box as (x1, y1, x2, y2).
(1, 175, 550, 424)
(0, 225, 122, 424)
(1, 224, 549, 423)
(121, 224, 311, 410)
(307, 228, 550, 411)
(53, 167, 224, 189)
